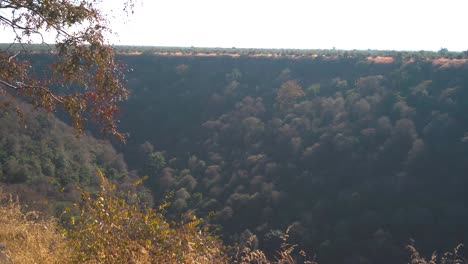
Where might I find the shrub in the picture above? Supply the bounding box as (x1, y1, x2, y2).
(65, 169, 226, 263)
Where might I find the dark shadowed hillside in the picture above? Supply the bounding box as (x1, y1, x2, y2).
(114, 50, 468, 264)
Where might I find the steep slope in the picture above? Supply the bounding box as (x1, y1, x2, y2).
(116, 52, 468, 263)
(0, 96, 150, 214)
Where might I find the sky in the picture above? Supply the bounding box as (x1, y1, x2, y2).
(1, 0, 468, 51)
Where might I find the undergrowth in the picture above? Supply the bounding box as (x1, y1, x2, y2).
(0, 190, 72, 264)
(407, 242, 466, 264)
(64, 169, 226, 263)
(0, 169, 466, 263)
(231, 225, 317, 264)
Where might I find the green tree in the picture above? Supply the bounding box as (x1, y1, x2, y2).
(0, 0, 134, 140)
(143, 151, 166, 176)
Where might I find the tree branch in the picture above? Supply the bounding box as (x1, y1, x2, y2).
(0, 0, 17, 9)
(0, 79, 17, 90)
(0, 15, 34, 31)
(0, 79, 64, 103)
(8, 50, 20, 62)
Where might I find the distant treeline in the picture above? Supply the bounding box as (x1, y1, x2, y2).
(1, 43, 467, 60)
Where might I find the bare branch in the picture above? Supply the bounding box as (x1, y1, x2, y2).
(0, 79, 64, 103)
(0, 15, 34, 31)
(0, 79, 17, 90)
(7, 50, 20, 62)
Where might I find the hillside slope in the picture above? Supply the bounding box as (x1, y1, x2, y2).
(0, 96, 150, 214)
(116, 52, 468, 264)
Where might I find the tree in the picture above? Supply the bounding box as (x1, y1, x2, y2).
(142, 151, 166, 176)
(0, 0, 134, 140)
(276, 80, 305, 110)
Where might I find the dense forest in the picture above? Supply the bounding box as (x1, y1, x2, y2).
(1, 46, 468, 263)
(117, 49, 468, 264)
(0, 96, 152, 214)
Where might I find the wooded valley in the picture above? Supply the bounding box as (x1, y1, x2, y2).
(1, 47, 468, 263)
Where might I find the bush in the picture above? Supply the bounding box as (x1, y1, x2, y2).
(65, 169, 226, 263)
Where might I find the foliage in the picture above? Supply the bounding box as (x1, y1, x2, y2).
(112, 52, 468, 263)
(231, 226, 317, 264)
(0, 0, 133, 139)
(3, 179, 468, 264)
(276, 80, 305, 110)
(0, 166, 318, 264)
(0, 189, 72, 264)
(0, 96, 143, 214)
(143, 151, 166, 177)
(2, 44, 468, 264)
(65, 169, 227, 263)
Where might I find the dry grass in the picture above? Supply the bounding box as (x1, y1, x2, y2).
(232, 226, 317, 264)
(2, 182, 466, 264)
(407, 243, 466, 264)
(0, 190, 72, 264)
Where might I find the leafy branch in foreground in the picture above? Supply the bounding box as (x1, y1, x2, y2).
(0, 0, 132, 140)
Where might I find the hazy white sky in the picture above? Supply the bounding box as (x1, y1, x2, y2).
(1, 0, 468, 51)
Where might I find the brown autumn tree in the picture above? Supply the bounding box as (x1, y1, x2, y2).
(0, 0, 134, 140)
(276, 80, 305, 110)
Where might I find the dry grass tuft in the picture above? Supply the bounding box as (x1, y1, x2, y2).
(407, 242, 466, 264)
(232, 226, 317, 264)
(0, 190, 72, 264)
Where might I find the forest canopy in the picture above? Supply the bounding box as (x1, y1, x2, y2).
(110, 50, 468, 264)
